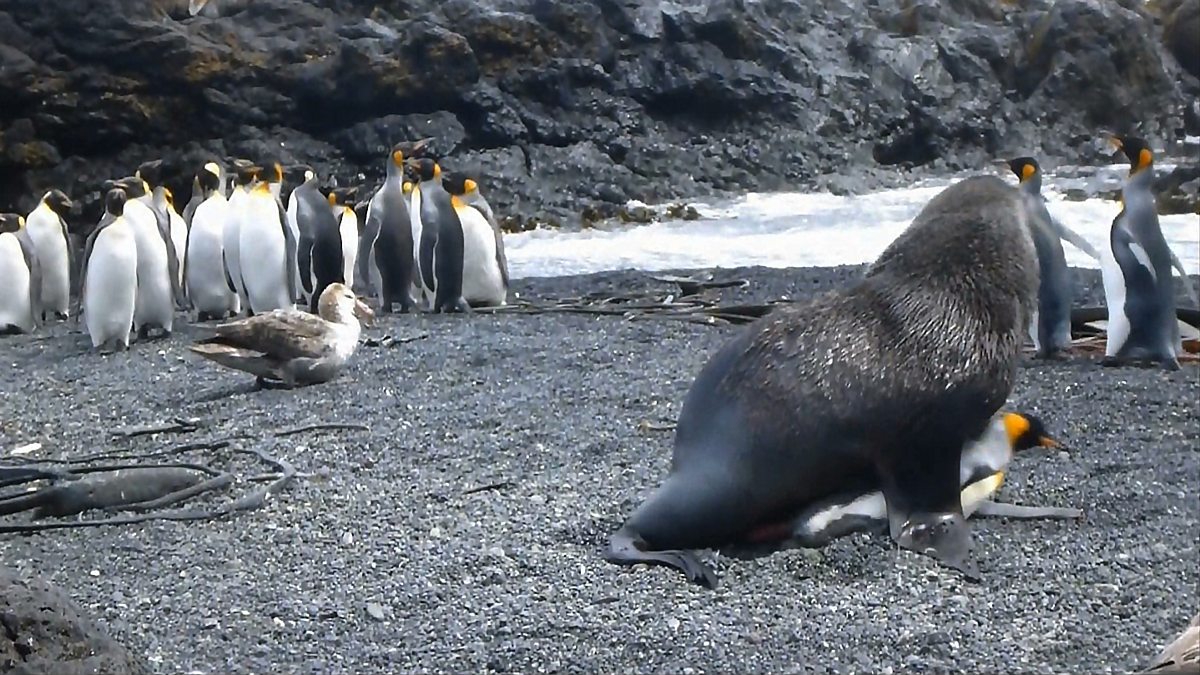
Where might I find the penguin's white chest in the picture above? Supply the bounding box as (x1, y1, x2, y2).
(25, 207, 71, 314)
(125, 201, 174, 329)
(456, 205, 507, 306)
(186, 197, 239, 313)
(1100, 224, 1131, 357)
(223, 189, 249, 294)
(338, 209, 358, 285)
(238, 195, 290, 312)
(84, 220, 139, 346)
(0, 233, 32, 329)
(169, 208, 188, 282)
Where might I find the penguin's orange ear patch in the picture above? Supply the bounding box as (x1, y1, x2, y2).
(1020, 163, 1036, 181)
(392, 150, 404, 165)
(450, 195, 465, 209)
(1137, 148, 1152, 172)
(464, 178, 478, 193)
(1003, 413, 1031, 447)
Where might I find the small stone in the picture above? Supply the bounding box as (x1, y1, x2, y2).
(89, 570, 100, 577)
(430, 526, 443, 538)
(667, 617, 681, 630)
(341, 531, 354, 546)
(201, 618, 218, 630)
(529, 494, 547, 505)
(366, 603, 386, 621)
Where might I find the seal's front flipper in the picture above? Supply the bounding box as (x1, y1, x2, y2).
(971, 501, 1084, 520)
(893, 511, 981, 581)
(605, 527, 719, 589)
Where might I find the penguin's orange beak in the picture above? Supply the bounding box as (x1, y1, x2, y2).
(1038, 435, 1064, 449)
(352, 298, 375, 326)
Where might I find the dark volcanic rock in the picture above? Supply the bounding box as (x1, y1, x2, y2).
(0, 566, 149, 675)
(0, 0, 1197, 227)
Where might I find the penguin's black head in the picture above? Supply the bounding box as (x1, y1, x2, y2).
(42, 189, 75, 217)
(413, 158, 441, 182)
(197, 165, 221, 193)
(111, 176, 148, 199)
(105, 188, 128, 217)
(1006, 157, 1040, 183)
(266, 161, 284, 184)
(0, 213, 24, 234)
(1110, 136, 1154, 174)
(136, 159, 165, 187)
(393, 138, 432, 164)
(441, 171, 480, 196)
(1003, 412, 1063, 452)
(329, 186, 358, 208)
(236, 165, 263, 186)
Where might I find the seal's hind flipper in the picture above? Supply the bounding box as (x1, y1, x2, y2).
(971, 501, 1083, 520)
(892, 510, 981, 582)
(605, 527, 719, 589)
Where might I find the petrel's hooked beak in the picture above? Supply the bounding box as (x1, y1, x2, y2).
(352, 298, 375, 326)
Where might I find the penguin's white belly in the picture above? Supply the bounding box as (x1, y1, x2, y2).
(186, 200, 239, 315)
(170, 212, 187, 286)
(126, 204, 175, 330)
(223, 192, 247, 298)
(457, 207, 506, 306)
(1099, 237, 1131, 357)
(238, 201, 291, 313)
(340, 213, 358, 286)
(26, 213, 70, 315)
(0, 234, 32, 330)
(84, 224, 138, 348)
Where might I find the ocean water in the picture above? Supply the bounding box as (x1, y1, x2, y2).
(503, 169, 1200, 280)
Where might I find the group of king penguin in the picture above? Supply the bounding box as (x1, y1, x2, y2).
(0, 134, 1194, 369)
(1006, 135, 1198, 371)
(0, 142, 512, 353)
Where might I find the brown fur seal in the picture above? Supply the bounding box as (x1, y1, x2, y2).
(604, 175, 1038, 588)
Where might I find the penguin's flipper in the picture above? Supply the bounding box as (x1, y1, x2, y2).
(156, 210, 187, 309)
(59, 213, 77, 297)
(1054, 221, 1101, 261)
(222, 248, 238, 294)
(1167, 247, 1200, 307)
(278, 199, 299, 301)
(970, 500, 1084, 520)
(298, 236, 314, 296)
(77, 222, 104, 325)
(473, 201, 511, 291)
(15, 228, 43, 329)
(357, 196, 382, 295)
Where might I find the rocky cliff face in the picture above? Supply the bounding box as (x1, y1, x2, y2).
(1, 0, 1196, 229)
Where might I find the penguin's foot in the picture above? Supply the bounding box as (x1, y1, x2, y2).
(0, 324, 23, 336)
(894, 512, 981, 582)
(604, 528, 719, 589)
(1101, 354, 1180, 371)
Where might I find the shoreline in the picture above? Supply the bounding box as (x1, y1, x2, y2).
(1, 264, 1197, 674)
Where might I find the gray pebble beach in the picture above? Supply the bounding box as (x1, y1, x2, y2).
(1, 265, 1197, 674)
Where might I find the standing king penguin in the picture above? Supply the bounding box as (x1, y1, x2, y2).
(110, 175, 180, 339)
(289, 168, 343, 314)
(604, 176, 1039, 588)
(223, 162, 260, 313)
(442, 172, 509, 308)
(0, 214, 42, 335)
(80, 189, 139, 352)
(1006, 157, 1101, 358)
(1100, 136, 1195, 370)
(237, 173, 299, 315)
(185, 163, 240, 320)
(410, 158, 470, 313)
(359, 146, 417, 313)
(24, 189, 74, 321)
(329, 187, 359, 289)
(135, 160, 188, 311)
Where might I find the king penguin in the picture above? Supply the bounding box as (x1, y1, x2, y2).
(185, 163, 240, 321)
(360, 145, 417, 313)
(1006, 157, 1101, 359)
(24, 189, 74, 321)
(329, 187, 359, 290)
(110, 174, 180, 339)
(0, 213, 43, 335)
(222, 161, 259, 313)
(410, 158, 470, 313)
(1100, 136, 1194, 370)
(80, 189, 139, 352)
(237, 172, 299, 314)
(291, 170, 344, 314)
(441, 172, 510, 308)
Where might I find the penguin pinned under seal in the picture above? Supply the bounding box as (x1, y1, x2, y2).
(1100, 136, 1195, 370)
(605, 176, 1039, 588)
(80, 189, 139, 352)
(441, 172, 510, 308)
(24, 189, 74, 321)
(185, 163, 240, 321)
(748, 411, 1082, 551)
(1005, 157, 1101, 359)
(289, 168, 343, 314)
(328, 187, 359, 290)
(360, 145, 418, 314)
(0, 213, 43, 335)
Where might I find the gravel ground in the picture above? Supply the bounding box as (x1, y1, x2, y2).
(1, 265, 1197, 675)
